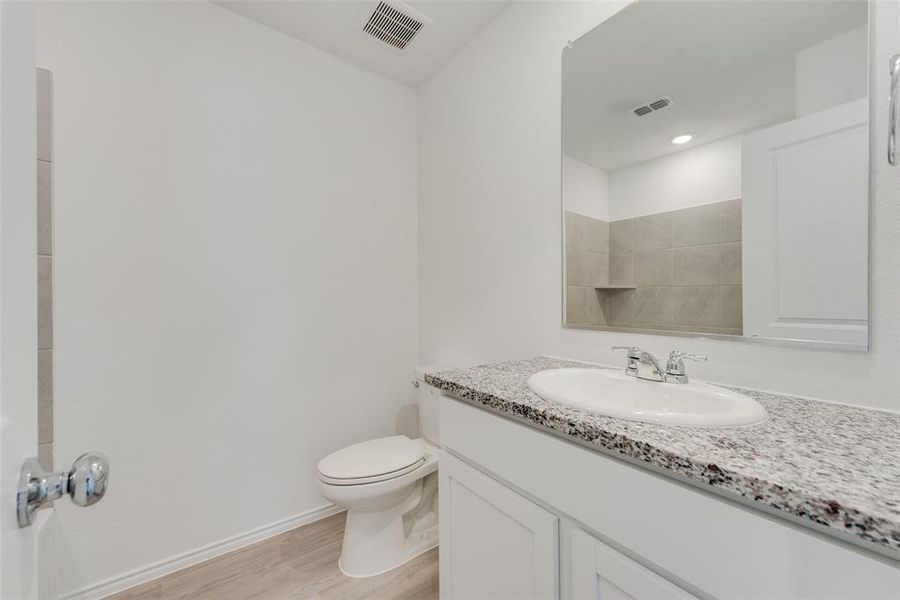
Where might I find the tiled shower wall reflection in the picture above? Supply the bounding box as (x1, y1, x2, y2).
(565, 200, 742, 335)
(564, 212, 609, 323)
(37, 68, 53, 470)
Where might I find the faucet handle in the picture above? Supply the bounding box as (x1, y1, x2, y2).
(668, 350, 708, 364)
(613, 346, 644, 378)
(665, 351, 707, 383)
(612, 345, 642, 357)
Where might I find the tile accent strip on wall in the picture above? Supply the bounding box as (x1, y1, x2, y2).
(37, 67, 53, 471)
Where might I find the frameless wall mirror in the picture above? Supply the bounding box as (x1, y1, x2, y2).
(562, 0, 870, 351)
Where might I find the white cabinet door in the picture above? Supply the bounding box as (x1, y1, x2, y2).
(570, 530, 697, 600)
(440, 451, 559, 600)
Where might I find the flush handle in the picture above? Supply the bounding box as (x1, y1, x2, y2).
(17, 452, 110, 527)
(890, 54, 900, 166)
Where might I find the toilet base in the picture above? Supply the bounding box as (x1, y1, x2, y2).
(338, 533, 437, 579)
(337, 479, 439, 578)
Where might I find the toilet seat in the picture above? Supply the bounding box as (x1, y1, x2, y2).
(319, 458, 426, 486)
(318, 435, 426, 486)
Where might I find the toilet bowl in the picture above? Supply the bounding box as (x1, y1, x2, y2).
(317, 367, 442, 577)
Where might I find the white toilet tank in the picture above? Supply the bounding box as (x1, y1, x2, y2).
(414, 366, 442, 445)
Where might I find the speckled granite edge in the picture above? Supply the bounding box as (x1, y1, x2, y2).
(425, 357, 900, 556)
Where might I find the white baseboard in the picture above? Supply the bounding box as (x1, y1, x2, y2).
(60, 504, 343, 600)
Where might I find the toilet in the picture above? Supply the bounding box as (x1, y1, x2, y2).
(317, 367, 441, 578)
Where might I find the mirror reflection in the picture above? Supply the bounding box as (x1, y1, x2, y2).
(562, 0, 869, 350)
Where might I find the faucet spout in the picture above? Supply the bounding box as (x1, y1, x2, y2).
(635, 351, 665, 382)
(612, 345, 665, 382)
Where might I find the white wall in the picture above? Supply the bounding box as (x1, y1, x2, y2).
(37, 2, 418, 596)
(607, 135, 741, 220)
(562, 155, 609, 220)
(418, 1, 900, 412)
(796, 25, 868, 117)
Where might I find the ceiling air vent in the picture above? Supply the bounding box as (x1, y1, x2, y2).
(632, 97, 672, 116)
(362, 1, 430, 51)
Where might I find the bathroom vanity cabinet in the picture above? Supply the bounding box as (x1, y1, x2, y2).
(438, 395, 900, 600)
(440, 453, 559, 599)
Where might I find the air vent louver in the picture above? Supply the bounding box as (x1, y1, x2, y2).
(363, 1, 426, 50)
(631, 97, 673, 116)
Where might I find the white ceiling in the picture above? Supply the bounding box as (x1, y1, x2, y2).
(214, 0, 509, 87)
(563, 0, 868, 172)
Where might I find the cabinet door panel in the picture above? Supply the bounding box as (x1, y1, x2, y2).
(571, 530, 697, 600)
(440, 452, 559, 600)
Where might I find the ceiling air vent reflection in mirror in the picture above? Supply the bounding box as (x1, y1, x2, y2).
(631, 97, 672, 116)
(362, 1, 431, 51)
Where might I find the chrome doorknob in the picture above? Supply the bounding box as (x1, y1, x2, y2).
(17, 452, 110, 527)
(68, 453, 110, 507)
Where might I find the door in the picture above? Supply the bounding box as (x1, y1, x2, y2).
(1, 2, 41, 599)
(742, 98, 869, 348)
(440, 451, 559, 600)
(569, 529, 697, 600)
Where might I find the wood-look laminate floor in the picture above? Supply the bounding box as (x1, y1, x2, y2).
(107, 512, 438, 600)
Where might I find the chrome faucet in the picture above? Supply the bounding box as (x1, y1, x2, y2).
(612, 346, 707, 384)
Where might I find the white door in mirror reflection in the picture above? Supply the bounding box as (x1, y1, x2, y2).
(742, 98, 868, 349)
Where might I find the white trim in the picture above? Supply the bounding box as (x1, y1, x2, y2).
(59, 504, 343, 600)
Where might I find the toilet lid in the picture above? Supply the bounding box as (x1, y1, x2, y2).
(317, 435, 425, 481)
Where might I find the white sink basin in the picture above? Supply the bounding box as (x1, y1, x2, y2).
(527, 368, 767, 427)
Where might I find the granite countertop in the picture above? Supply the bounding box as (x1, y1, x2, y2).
(425, 356, 900, 556)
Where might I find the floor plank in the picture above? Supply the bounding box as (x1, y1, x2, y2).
(106, 512, 438, 600)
